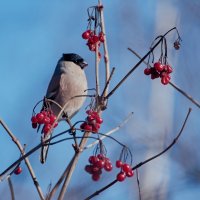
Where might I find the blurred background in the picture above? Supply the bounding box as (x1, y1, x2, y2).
(0, 0, 200, 199)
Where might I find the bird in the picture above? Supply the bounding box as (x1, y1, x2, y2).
(40, 53, 88, 163)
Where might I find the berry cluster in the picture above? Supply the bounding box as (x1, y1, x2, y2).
(80, 110, 103, 133)
(85, 154, 113, 181)
(82, 30, 104, 56)
(31, 110, 58, 135)
(14, 166, 22, 175)
(144, 61, 173, 85)
(115, 160, 134, 182)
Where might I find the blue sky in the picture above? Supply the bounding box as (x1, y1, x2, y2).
(1, 1, 200, 200)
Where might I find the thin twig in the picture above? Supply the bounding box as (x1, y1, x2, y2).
(46, 157, 75, 200)
(0, 119, 45, 200)
(8, 176, 15, 200)
(95, 43, 100, 97)
(101, 67, 115, 98)
(169, 82, 200, 109)
(57, 132, 90, 200)
(136, 169, 142, 200)
(83, 112, 133, 150)
(106, 27, 177, 100)
(84, 108, 191, 200)
(99, 0, 110, 97)
(127, 48, 200, 109)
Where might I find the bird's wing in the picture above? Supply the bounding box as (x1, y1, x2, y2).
(46, 72, 62, 100)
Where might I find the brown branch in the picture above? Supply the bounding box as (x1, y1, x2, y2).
(127, 48, 200, 109)
(57, 132, 90, 200)
(84, 108, 192, 200)
(101, 67, 115, 99)
(46, 157, 75, 200)
(99, 0, 110, 97)
(105, 27, 177, 100)
(8, 176, 15, 200)
(0, 119, 45, 200)
(136, 169, 142, 200)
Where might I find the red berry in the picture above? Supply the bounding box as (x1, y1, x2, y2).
(97, 154, 105, 160)
(31, 116, 38, 123)
(14, 167, 22, 175)
(96, 117, 103, 124)
(126, 170, 134, 177)
(88, 43, 96, 51)
(89, 156, 99, 165)
(122, 163, 131, 173)
(117, 172, 126, 182)
(91, 166, 100, 173)
(92, 126, 99, 133)
(41, 110, 48, 116)
(36, 113, 45, 124)
(43, 124, 52, 135)
(99, 33, 105, 43)
(32, 123, 37, 129)
(96, 160, 105, 169)
(84, 124, 93, 132)
(82, 30, 91, 40)
(86, 110, 93, 115)
(154, 62, 163, 72)
(85, 165, 93, 174)
(161, 75, 170, 85)
(92, 35, 99, 43)
(165, 65, 173, 73)
(144, 68, 151, 75)
(104, 163, 113, 172)
(92, 173, 100, 181)
(80, 122, 87, 130)
(87, 115, 95, 122)
(43, 116, 50, 124)
(49, 115, 56, 124)
(116, 160, 123, 168)
(151, 71, 160, 79)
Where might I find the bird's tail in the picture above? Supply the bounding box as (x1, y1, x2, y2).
(40, 134, 51, 164)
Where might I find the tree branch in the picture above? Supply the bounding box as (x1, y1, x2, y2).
(127, 48, 200, 109)
(0, 119, 45, 200)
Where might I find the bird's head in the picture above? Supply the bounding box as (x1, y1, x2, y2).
(62, 53, 88, 69)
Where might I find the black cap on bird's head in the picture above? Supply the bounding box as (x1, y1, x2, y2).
(62, 53, 88, 69)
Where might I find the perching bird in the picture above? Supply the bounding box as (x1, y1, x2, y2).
(40, 53, 88, 163)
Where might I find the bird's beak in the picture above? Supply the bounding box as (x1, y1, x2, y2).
(80, 61, 88, 69)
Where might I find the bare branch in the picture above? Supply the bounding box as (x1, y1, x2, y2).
(8, 176, 15, 200)
(0, 119, 45, 200)
(127, 48, 200, 109)
(136, 169, 142, 200)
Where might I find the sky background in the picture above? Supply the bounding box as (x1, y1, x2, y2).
(0, 0, 200, 200)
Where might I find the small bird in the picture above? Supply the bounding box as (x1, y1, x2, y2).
(40, 53, 88, 163)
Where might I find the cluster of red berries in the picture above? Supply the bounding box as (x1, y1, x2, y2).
(85, 154, 113, 181)
(144, 61, 173, 85)
(80, 110, 103, 133)
(115, 160, 134, 182)
(14, 166, 22, 175)
(82, 30, 104, 57)
(31, 110, 58, 135)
